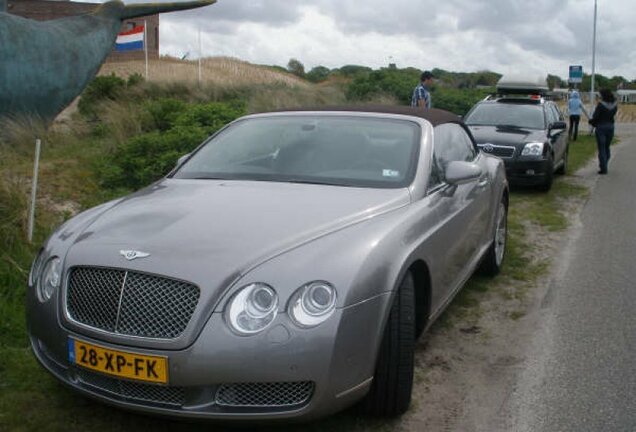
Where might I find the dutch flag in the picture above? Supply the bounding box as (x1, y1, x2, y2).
(115, 25, 144, 52)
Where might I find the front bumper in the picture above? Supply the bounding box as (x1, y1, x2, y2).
(27, 291, 392, 421)
(504, 158, 551, 186)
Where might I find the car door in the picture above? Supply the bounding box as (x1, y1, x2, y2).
(428, 123, 492, 311)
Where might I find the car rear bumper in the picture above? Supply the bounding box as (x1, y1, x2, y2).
(28, 292, 392, 422)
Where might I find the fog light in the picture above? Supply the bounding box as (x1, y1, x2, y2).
(526, 169, 535, 175)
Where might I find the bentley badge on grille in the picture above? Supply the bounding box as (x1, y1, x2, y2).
(120, 250, 150, 261)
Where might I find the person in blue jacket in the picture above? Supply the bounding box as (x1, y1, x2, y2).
(567, 90, 588, 141)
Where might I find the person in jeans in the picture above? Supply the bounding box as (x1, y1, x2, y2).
(589, 88, 618, 174)
(411, 71, 435, 109)
(567, 90, 588, 140)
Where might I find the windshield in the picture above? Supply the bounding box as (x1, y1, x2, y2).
(464, 103, 546, 129)
(173, 115, 420, 188)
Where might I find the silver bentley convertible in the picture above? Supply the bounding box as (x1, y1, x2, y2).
(26, 106, 508, 421)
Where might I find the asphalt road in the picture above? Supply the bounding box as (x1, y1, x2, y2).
(506, 124, 636, 431)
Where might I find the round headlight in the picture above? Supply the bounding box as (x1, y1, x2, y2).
(29, 249, 46, 286)
(225, 283, 278, 335)
(38, 257, 61, 302)
(289, 281, 337, 328)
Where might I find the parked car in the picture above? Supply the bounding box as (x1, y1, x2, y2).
(27, 106, 508, 421)
(464, 76, 569, 191)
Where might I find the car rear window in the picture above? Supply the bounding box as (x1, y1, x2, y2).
(173, 115, 421, 189)
(464, 103, 546, 129)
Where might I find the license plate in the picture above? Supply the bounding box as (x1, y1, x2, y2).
(68, 338, 168, 384)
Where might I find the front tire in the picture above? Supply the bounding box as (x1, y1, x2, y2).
(479, 196, 508, 276)
(556, 146, 568, 175)
(361, 272, 415, 417)
(538, 155, 554, 192)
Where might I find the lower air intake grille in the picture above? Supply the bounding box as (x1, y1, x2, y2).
(215, 382, 314, 408)
(77, 369, 185, 407)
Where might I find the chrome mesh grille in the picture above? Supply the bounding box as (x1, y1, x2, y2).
(479, 144, 516, 158)
(215, 382, 314, 408)
(67, 267, 199, 339)
(77, 369, 185, 407)
(67, 267, 123, 331)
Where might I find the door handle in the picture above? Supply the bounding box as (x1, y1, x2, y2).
(478, 176, 489, 187)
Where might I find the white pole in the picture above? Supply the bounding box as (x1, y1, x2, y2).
(28, 138, 41, 243)
(144, 20, 149, 80)
(198, 26, 202, 86)
(590, 0, 597, 112)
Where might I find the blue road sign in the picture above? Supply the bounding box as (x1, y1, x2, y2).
(569, 65, 583, 83)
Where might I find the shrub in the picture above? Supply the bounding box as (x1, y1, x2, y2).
(127, 72, 145, 87)
(346, 68, 492, 116)
(346, 68, 420, 104)
(78, 74, 127, 117)
(433, 87, 492, 116)
(98, 101, 246, 190)
(287, 58, 305, 78)
(144, 98, 187, 132)
(79, 73, 146, 118)
(306, 66, 331, 83)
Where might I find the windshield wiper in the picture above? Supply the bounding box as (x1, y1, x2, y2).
(496, 124, 522, 129)
(282, 178, 334, 186)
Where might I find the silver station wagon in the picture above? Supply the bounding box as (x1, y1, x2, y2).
(27, 106, 508, 421)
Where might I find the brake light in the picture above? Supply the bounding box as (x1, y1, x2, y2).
(530, 94, 541, 100)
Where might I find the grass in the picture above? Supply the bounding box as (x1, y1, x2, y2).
(0, 77, 604, 430)
(99, 56, 308, 89)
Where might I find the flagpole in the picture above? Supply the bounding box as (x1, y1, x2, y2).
(144, 20, 149, 80)
(198, 26, 202, 86)
(590, 0, 597, 112)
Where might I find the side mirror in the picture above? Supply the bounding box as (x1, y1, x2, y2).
(549, 121, 567, 133)
(444, 161, 482, 185)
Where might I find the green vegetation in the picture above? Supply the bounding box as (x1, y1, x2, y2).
(0, 66, 601, 431)
(345, 67, 492, 115)
(567, 134, 598, 173)
(98, 98, 245, 190)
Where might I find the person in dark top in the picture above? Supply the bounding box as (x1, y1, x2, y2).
(589, 88, 618, 174)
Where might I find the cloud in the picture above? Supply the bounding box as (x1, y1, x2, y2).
(156, 0, 636, 79)
(162, 0, 305, 34)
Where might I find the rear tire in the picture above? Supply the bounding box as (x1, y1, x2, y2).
(361, 272, 415, 417)
(479, 196, 508, 276)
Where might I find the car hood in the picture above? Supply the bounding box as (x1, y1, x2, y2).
(468, 125, 546, 147)
(64, 178, 410, 297)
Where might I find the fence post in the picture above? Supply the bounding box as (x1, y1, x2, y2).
(28, 138, 41, 243)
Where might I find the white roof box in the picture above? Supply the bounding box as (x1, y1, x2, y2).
(496, 75, 549, 94)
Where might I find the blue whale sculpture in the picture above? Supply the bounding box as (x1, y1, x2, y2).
(0, 0, 215, 121)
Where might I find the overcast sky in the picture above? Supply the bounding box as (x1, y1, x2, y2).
(131, 0, 635, 80)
